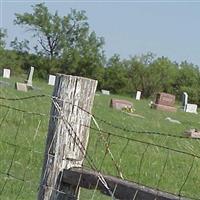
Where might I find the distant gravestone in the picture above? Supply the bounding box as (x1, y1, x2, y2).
(48, 75, 56, 86)
(155, 93, 175, 106)
(136, 91, 141, 100)
(15, 82, 28, 92)
(182, 92, 188, 111)
(101, 89, 110, 95)
(185, 104, 198, 114)
(3, 69, 10, 78)
(152, 92, 177, 112)
(110, 98, 133, 110)
(27, 66, 34, 87)
(185, 129, 200, 138)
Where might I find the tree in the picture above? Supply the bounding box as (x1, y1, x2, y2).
(14, 3, 89, 59)
(103, 54, 128, 93)
(14, 3, 105, 80)
(126, 52, 155, 96)
(10, 37, 30, 53)
(0, 28, 7, 49)
(146, 56, 178, 96)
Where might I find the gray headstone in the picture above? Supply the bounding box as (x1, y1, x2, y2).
(3, 69, 10, 78)
(182, 92, 188, 111)
(16, 82, 28, 92)
(27, 66, 34, 87)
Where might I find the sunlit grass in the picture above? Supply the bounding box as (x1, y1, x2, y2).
(0, 76, 200, 199)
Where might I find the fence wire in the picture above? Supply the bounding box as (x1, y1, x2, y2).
(0, 94, 200, 200)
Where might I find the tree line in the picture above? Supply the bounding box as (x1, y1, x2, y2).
(0, 3, 199, 105)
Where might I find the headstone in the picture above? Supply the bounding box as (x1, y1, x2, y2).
(27, 66, 34, 87)
(48, 75, 56, 86)
(185, 103, 198, 114)
(3, 69, 10, 78)
(101, 89, 110, 95)
(136, 91, 141, 100)
(110, 98, 133, 110)
(15, 82, 28, 92)
(152, 92, 177, 112)
(182, 92, 188, 111)
(155, 93, 175, 106)
(185, 129, 200, 138)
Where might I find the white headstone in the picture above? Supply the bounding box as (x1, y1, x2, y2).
(3, 69, 10, 78)
(101, 89, 110, 95)
(27, 66, 34, 87)
(48, 75, 56, 86)
(136, 91, 141, 100)
(183, 92, 188, 111)
(185, 103, 198, 114)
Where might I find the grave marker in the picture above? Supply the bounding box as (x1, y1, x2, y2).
(48, 75, 56, 86)
(136, 91, 141, 100)
(185, 103, 198, 114)
(110, 99, 133, 110)
(152, 92, 177, 112)
(27, 66, 34, 87)
(3, 69, 10, 78)
(101, 89, 110, 95)
(15, 82, 28, 92)
(182, 92, 188, 111)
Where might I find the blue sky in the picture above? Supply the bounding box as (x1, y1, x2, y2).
(1, 0, 200, 66)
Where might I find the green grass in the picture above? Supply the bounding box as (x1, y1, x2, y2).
(0, 76, 200, 199)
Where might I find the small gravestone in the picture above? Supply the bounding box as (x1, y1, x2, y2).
(27, 66, 34, 87)
(185, 103, 198, 114)
(152, 92, 177, 112)
(48, 75, 56, 86)
(3, 69, 10, 78)
(15, 82, 28, 92)
(101, 89, 110, 95)
(135, 91, 141, 100)
(185, 129, 200, 138)
(110, 98, 133, 110)
(182, 92, 188, 111)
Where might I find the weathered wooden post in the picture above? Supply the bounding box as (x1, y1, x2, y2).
(38, 74, 97, 200)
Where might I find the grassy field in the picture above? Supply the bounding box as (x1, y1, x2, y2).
(0, 76, 200, 199)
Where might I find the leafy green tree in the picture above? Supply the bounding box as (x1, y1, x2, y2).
(146, 56, 178, 96)
(10, 37, 30, 53)
(126, 52, 155, 96)
(14, 4, 89, 59)
(0, 28, 7, 48)
(103, 54, 128, 93)
(175, 61, 200, 105)
(14, 3, 105, 82)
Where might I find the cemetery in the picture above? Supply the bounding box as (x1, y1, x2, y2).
(1, 71, 200, 199)
(0, 3, 200, 200)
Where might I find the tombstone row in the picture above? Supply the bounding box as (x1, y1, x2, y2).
(0, 68, 199, 114)
(1, 68, 56, 86)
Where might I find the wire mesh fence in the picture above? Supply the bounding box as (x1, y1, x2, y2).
(0, 92, 200, 199)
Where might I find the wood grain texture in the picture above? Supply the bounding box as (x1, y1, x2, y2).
(63, 167, 189, 200)
(38, 74, 97, 200)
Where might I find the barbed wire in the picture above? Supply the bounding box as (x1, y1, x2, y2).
(0, 94, 200, 199)
(1, 94, 199, 141)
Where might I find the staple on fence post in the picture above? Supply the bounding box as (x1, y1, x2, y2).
(38, 74, 98, 200)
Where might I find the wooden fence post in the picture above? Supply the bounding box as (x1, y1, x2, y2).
(38, 74, 97, 200)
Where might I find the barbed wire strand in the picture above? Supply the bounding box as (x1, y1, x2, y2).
(1, 95, 200, 199)
(51, 99, 115, 198)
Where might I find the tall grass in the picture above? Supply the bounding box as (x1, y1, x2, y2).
(0, 77, 200, 199)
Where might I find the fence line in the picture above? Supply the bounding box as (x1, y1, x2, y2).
(1, 94, 200, 140)
(0, 93, 200, 199)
